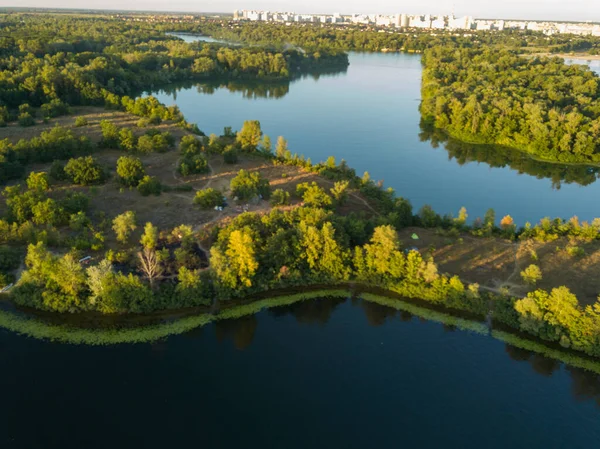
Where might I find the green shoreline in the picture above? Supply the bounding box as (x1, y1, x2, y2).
(3, 287, 600, 374)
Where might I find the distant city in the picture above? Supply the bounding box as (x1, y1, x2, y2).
(233, 10, 600, 36)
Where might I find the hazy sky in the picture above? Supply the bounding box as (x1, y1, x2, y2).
(0, 0, 598, 22)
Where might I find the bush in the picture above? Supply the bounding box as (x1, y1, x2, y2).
(137, 176, 162, 196)
(230, 169, 270, 201)
(194, 188, 225, 209)
(49, 161, 67, 181)
(64, 156, 105, 185)
(18, 113, 35, 127)
(178, 154, 209, 176)
(75, 117, 89, 127)
(116, 156, 145, 187)
(567, 246, 585, 258)
(270, 189, 290, 206)
(223, 146, 239, 164)
(520, 264, 542, 285)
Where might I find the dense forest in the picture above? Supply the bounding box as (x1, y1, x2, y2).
(420, 46, 600, 162)
(0, 14, 347, 110)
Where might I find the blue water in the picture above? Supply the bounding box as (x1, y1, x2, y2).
(0, 297, 599, 449)
(152, 36, 600, 225)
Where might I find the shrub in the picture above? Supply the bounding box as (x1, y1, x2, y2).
(74, 117, 89, 127)
(137, 176, 162, 196)
(112, 211, 137, 244)
(567, 246, 585, 258)
(230, 169, 270, 201)
(270, 189, 290, 206)
(520, 264, 542, 285)
(194, 188, 225, 209)
(116, 156, 145, 187)
(178, 154, 209, 176)
(223, 146, 238, 164)
(26, 172, 50, 192)
(64, 156, 105, 185)
(18, 113, 35, 127)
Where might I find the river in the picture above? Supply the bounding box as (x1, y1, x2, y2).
(0, 296, 599, 448)
(152, 34, 600, 225)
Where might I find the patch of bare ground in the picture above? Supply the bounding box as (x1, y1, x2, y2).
(0, 106, 188, 144)
(398, 227, 600, 306)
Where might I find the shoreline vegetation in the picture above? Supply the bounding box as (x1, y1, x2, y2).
(2, 287, 600, 374)
(1, 13, 600, 371)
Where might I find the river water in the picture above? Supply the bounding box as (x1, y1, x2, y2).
(153, 35, 600, 225)
(0, 296, 599, 448)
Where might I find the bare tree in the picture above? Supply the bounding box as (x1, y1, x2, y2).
(137, 248, 164, 288)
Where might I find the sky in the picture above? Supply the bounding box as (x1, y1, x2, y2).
(0, 0, 598, 22)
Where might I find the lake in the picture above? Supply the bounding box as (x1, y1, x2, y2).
(151, 35, 600, 225)
(1, 296, 599, 449)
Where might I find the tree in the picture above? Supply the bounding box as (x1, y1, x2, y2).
(223, 145, 238, 164)
(75, 117, 88, 127)
(138, 247, 164, 288)
(230, 169, 270, 201)
(236, 120, 262, 150)
(140, 222, 158, 250)
(194, 188, 225, 209)
(64, 156, 105, 185)
(455, 207, 468, 226)
(260, 135, 272, 153)
(26, 172, 50, 192)
(521, 264, 542, 285)
(119, 127, 137, 152)
(116, 156, 145, 186)
(330, 180, 350, 205)
(212, 229, 259, 289)
(270, 188, 290, 206)
(137, 176, 162, 196)
(112, 211, 137, 244)
(275, 136, 288, 158)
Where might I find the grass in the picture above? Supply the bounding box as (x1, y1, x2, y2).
(0, 290, 350, 346)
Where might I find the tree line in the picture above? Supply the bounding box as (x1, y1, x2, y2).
(420, 46, 600, 162)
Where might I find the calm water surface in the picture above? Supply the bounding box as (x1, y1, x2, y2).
(152, 35, 600, 225)
(0, 297, 599, 449)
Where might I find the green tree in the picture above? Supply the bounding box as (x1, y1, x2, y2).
(116, 156, 145, 187)
(137, 176, 162, 196)
(140, 222, 158, 250)
(330, 180, 350, 205)
(275, 136, 288, 158)
(194, 188, 225, 209)
(236, 120, 262, 150)
(230, 169, 270, 201)
(64, 156, 105, 185)
(270, 188, 290, 206)
(112, 211, 137, 244)
(521, 264, 542, 285)
(26, 172, 50, 192)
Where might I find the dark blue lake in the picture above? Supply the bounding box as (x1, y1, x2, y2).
(0, 297, 599, 449)
(152, 36, 600, 225)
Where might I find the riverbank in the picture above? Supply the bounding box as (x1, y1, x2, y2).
(3, 286, 600, 374)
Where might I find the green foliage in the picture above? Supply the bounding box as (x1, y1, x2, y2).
(140, 222, 158, 250)
(137, 176, 162, 196)
(223, 146, 239, 164)
(112, 211, 137, 244)
(74, 116, 88, 127)
(230, 169, 270, 201)
(194, 188, 224, 209)
(236, 120, 263, 150)
(26, 172, 50, 192)
(18, 113, 36, 127)
(270, 188, 290, 206)
(298, 183, 332, 208)
(330, 180, 350, 205)
(520, 264, 542, 285)
(116, 156, 145, 187)
(64, 156, 105, 185)
(421, 46, 600, 163)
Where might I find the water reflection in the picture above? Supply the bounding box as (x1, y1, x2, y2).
(419, 121, 600, 188)
(203, 295, 600, 408)
(150, 64, 348, 101)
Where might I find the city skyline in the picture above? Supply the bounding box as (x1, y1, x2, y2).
(1, 0, 598, 23)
